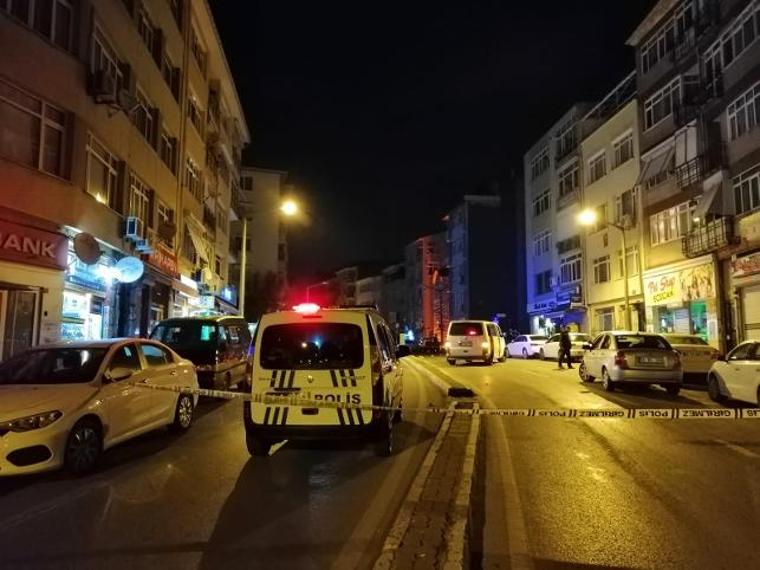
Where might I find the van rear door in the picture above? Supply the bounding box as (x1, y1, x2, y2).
(251, 313, 372, 427)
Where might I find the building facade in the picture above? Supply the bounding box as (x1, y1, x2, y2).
(0, 0, 248, 358)
(404, 232, 448, 341)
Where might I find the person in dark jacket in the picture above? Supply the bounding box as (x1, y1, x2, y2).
(558, 326, 573, 369)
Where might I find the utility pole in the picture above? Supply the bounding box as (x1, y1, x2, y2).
(239, 217, 247, 317)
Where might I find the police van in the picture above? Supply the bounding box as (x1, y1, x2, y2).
(243, 304, 409, 457)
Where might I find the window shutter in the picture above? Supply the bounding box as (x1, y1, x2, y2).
(151, 108, 161, 149)
(171, 67, 181, 101)
(116, 161, 129, 215)
(147, 188, 155, 229)
(152, 28, 164, 66)
(118, 62, 133, 94)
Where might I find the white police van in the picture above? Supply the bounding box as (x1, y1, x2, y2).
(244, 304, 408, 457)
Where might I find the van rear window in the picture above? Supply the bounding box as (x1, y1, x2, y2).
(449, 322, 483, 336)
(260, 323, 364, 370)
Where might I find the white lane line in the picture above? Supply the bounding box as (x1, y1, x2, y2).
(404, 357, 453, 395)
(713, 439, 760, 459)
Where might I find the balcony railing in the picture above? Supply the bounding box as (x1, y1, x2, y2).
(682, 216, 735, 258)
(674, 147, 727, 190)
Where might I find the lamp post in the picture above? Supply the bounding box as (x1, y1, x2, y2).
(238, 199, 300, 317)
(578, 208, 631, 331)
(306, 280, 329, 303)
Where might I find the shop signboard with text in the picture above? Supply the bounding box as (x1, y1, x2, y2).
(732, 251, 760, 279)
(145, 242, 179, 278)
(644, 263, 715, 306)
(0, 219, 68, 270)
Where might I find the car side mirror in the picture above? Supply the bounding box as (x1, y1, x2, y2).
(396, 345, 411, 358)
(105, 367, 134, 383)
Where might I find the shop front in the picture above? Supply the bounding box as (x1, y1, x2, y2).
(729, 250, 760, 342)
(0, 208, 68, 360)
(528, 286, 586, 335)
(644, 255, 719, 347)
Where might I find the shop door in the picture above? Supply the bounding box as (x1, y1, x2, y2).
(741, 285, 760, 341)
(0, 290, 38, 361)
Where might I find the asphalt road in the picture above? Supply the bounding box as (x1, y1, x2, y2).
(411, 355, 760, 570)
(0, 364, 445, 570)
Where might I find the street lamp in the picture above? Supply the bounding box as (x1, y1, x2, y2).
(239, 199, 301, 317)
(577, 208, 632, 331)
(306, 280, 329, 303)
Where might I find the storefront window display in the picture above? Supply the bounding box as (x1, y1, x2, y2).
(61, 247, 116, 341)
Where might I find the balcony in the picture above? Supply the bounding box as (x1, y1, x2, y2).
(682, 216, 735, 258)
(674, 147, 726, 190)
(203, 206, 216, 232)
(555, 141, 577, 164)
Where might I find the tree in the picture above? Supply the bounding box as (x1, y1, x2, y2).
(244, 271, 285, 321)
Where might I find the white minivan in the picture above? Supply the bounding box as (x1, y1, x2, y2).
(445, 320, 506, 365)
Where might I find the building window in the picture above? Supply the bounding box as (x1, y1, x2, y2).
(128, 174, 152, 237)
(181, 224, 196, 263)
(190, 25, 206, 72)
(161, 53, 180, 101)
(530, 146, 550, 180)
(558, 161, 579, 198)
(615, 188, 637, 224)
(91, 31, 125, 96)
(188, 96, 204, 137)
(556, 234, 581, 255)
(560, 253, 582, 284)
(613, 132, 634, 167)
(532, 188, 551, 217)
(216, 208, 228, 235)
(132, 88, 154, 144)
(555, 120, 577, 160)
(640, 1, 694, 73)
(169, 0, 182, 28)
(649, 201, 696, 245)
(733, 164, 760, 215)
(727, 81, 760, 141)
(533, 230, 551, 257)
(644, 77, 681, 130)
(593, 255, 610, 284)
(535, 270, 552, 295)
(0, 78, 67, 177)
(587, 152, 607, 184)
(185, 158, 202, 201)
(597, 308, 614, 331)
(85, 134, 118, 208)
(215, 255, 222, 275)
(707, 1, 760, 71)
(159, 130, 177, 173)
(137, 7, 154, 53)
(156, 200, 174, 247)
(588, 203, 608, 233)
(2, 0, 75, 51)
(617, 246, 640, 277)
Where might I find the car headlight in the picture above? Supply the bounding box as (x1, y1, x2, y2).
(0, 410, 63, 432)
(444, 341, 450, 349)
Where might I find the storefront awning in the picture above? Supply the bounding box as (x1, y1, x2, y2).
(693, 184, 721, 221)
(185, 216, 208, 262)
(637, 146, 674, 185)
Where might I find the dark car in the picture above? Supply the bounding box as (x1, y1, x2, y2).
(420, 336, 442, 355)
(150, 316, 252, 390)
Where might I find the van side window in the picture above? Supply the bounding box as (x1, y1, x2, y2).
(227, 325, 240, 345)
(218, 326, 228, 343)
(374, 320, 392, 361)
(381, 324, 397, 359)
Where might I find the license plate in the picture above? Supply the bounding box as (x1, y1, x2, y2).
(639, 356, 663, 364)
(459, 341, 473, 347)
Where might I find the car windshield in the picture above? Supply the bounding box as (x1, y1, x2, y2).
(570, 334, 590, 342)
(616, 335, 670, 350)
(529, 336, 548, 342)
(449, 322, 483, 336)
(667, 335, 708, 345)
(260, 323, 364, 370)
(151, 321, 219, 348)
(0, 347, 108, 385)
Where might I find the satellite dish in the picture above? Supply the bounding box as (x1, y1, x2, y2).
(114, 256, 144, 283)
(73, 233, 101, 265)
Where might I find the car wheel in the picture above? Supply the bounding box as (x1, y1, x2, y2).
(374, 410, 394, 457)
(170, 394, 194, 433)
(522, 348, 529, 359)
(393, 398, 403, 424)
(579, 362, 594, 382)
(447, 358, 456, 366)
(601, 368, 615, 392)
(707, 374, 725, 402)
(246, 432, 272, 457)
(64, 418, 103, 475)
(485, 352, 494, 365)
(665, 384, 681, 397)
(539, 349, 545, 360)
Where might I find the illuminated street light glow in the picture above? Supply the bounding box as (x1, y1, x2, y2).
(577, 209, 598, 226)
(280, 199, 299, 216)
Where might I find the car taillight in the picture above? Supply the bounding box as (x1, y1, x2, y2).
(614, 351, 628, 369)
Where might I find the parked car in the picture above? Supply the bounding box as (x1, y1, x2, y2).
(506, 334, 548, 359)
(0, 339, 198, 476)
(445, 320, 507, 365)
(578, 332, 682, 394)
(419, 336, 442, 355)
(707, 341, 760, 404)
(661, 334, 720, 382)
(151, 315, 252, 390)
(539, 333, 591, 361)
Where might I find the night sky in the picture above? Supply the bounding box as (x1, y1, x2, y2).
(210, 0, 657, 280)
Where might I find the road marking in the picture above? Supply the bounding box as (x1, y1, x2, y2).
(405, 357, 455, 394)
(713, 439, 760, 459)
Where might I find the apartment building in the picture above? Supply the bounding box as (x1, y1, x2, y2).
(627, 0, 760, 350)
(404, 232, 448, 341)
(579, 73, 645, 334)
(0, 0, 249, 358)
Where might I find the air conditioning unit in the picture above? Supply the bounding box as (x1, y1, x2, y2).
(92, 69, 118, 104)
(124, 216, 143, 241)
(134, 230, 155, 254)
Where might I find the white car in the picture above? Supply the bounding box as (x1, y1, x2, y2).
(506, 334, 548, 359)
(707, 341, 760, 404)
(539, 333, 591, 361)
(0, 339, 198, 476)
(661, 334, 721, 377)
(445, 320, 507, 365)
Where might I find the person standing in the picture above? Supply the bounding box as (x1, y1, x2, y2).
(558, 326, 573, 369)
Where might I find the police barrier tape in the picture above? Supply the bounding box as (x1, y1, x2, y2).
(131, 382, 760, 419)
